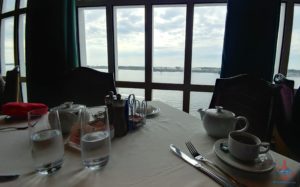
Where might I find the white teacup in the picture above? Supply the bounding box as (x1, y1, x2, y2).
(228, 131, 270, 162)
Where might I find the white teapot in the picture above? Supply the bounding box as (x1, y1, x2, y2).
(198, 106, 249, 138)
(49, 102, 88, 134)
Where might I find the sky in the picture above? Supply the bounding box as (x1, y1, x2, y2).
(80, 5, 227, 68)
(79, 4, 300, 70)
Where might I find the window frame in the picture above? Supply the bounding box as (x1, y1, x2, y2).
(1, 0, 300, 112)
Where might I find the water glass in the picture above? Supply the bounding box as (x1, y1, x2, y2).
(28, 108, 64, 175)
(80, 106, 111, 170)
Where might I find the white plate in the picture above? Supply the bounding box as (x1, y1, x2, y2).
(214, 139, 275, 173)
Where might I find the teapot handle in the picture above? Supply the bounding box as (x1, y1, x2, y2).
(235, 116, 249, 132)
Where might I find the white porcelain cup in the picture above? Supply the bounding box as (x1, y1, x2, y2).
(228, 131, 270, 162)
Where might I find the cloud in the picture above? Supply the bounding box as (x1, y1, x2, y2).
(116, 7, 144, 35)
(153, 6, 186, 32)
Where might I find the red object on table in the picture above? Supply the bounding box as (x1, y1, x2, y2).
(1, 102, 48, 118)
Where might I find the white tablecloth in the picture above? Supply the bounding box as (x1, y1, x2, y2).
(0, 101, 299, 187)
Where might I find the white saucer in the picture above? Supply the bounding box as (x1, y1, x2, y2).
(137, 105, 160, 117)
(214, 139, 275, 173)
(146, 105, 160, 116)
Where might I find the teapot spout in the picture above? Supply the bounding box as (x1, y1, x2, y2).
(197, 108, 206, 120)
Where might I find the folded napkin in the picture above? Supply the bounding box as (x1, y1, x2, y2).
(1, 102, 48, 118)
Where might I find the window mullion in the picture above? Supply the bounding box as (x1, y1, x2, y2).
(183, 2, 194, 113)
(106, 3, 116, 75)
(14, 0, 20, 68)
(145, 2, 152, 101)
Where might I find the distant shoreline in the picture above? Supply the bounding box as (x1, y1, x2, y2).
(90, 65, 221, 73)
(89, 65, 300, 76)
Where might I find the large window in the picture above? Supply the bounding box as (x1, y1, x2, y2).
(75, 0, 299, 117)
(1, 0, 299, 116)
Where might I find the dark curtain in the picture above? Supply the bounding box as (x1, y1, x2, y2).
(26, 0, 79, 107)
(220, 0, 281, 82)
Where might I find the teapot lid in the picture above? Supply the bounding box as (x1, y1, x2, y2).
(51, 102, 85, 113)
(205, 106, 235, 119)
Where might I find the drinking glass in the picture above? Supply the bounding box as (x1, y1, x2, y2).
(28, 108, 64, 175)
(80, 106, 111, 170)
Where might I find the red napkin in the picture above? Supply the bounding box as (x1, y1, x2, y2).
(1, 102, 48, 118)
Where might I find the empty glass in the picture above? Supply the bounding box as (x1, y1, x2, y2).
(28, 108, 64, 175)
(80, 106, 111, 170)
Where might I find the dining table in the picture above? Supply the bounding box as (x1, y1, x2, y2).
(0, 101, 299, 187)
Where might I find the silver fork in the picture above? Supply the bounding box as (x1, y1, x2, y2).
(185, 141, 246, 187)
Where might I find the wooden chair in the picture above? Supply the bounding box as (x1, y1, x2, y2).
(209, 74, 277, 142)
(61, 67, 116, 107)
(1, 66, 21, 106)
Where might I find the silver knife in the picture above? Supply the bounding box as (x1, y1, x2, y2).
(170, 144, 234, 187)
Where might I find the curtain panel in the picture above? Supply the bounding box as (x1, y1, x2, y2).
(220, 0, 281, 82)
(26, 0, 79, 107)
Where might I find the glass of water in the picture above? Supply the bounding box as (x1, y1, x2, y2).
(28, 108, 64, 175)
(80, 106, 111, 170)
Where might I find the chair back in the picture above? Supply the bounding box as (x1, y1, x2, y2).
(273, 74, 300, 158)
(273, 74, 294, 133)
(61, 67, 116, 107)
(209, 74, 276, 142)
(1, 66, 21, 105)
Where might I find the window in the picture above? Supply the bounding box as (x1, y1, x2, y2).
(273, 3, 286, 76)
(118, 88, 145, 100)
(78, 7, 108, 72)
(75, 0, 296, 113)
(0, 17, 14, 73)
(19, 0, 27, 9)
(152, 5, 186, 84)
(0, 0, 27, 101)
(19, 14, 26, 77)
(2, 0, 16, 13)
(189, 91, 212, 118)
(287, 4, 300, 88)
(153, 89, 183, 110)
(115, 6, 145, 82)
(191, 5, 226, 85)
(0, 0, 297, 112)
